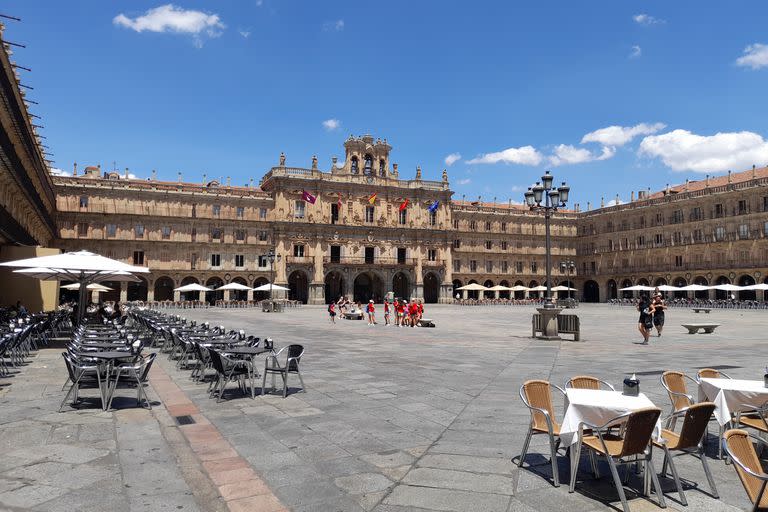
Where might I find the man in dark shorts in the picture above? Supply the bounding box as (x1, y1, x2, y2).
(637, 295, 652, 344)
(651, 294, 666, 336)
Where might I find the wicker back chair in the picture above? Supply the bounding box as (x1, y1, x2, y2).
(565, 375, 615, 391)
(569, 408, 664, 512)
(652, 402, 718, 505)
(736, 401, 768, 435)
(697, 368, 731, 381)
(660, 371, 696, 428)
(722, 429, 768, 511)
(519, 380, 564, 487)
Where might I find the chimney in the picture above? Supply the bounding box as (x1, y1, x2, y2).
(705, 174, 709, 187)
(124, 167, 129, 179)
(249, 177, 254, 188)
(753, 164, 757, 179)
(615, 194, 620, 206)
(728, 170, 732, 184)
(685, 179, 689, 192)
(151, 169, 157, 181)
(587, 201, 591, 210)
(203, 173, 207, 184)
(631, 191, 635, 202)
(178, 171, 182, 183)
(226, 176, 231, 187)
(73, 162, 77, 176)
(600, 197, 605, 208)
(665, 183, 670, 195)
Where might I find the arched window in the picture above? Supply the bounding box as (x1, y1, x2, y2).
(379, 159, 386, 176)
(364, 154, 373, 175)
(350, 156, 359, 174)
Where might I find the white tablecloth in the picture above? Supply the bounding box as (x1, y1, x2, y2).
(698, 378, 768, 426)
(560, 388, 661, 446)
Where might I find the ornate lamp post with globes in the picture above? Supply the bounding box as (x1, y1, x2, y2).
(524, 171, 570, 338)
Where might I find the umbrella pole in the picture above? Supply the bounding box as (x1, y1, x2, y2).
(77, 276, 88, 326)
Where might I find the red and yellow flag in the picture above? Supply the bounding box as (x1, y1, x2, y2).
(368, 193, 377, 205)
(399, 199, 409, 211)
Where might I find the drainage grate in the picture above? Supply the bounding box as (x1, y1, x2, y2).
(634, 370, 664, 376)
(697, 365, 742, 370)
(174, 415, 196, 425)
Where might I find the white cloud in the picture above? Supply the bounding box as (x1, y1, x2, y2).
(49, 167, 70, 177)
(322, 118, 341, 131)
(455, 178, 471, 185)
(605, 198, 625, 207)
(256, 0, 263, 6)
(323, 19, 344, 32)
(466, 145, 543, 166)
(548, 144, 615, 166)
(639, 129, 768, 173)
(444, 153, 461, 166)
(736, 43, 768, 70)
(630, 45, 642, 59)
(113, 4, 225, 46)
(633, 14, 665, 25)
(239, 29, 251, 38)
(582, 122, 666, 147)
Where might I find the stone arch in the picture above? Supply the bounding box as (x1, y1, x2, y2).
(288, 270, 309, 304)
(606, 279, 618, 300)
(230, 277, 249, 301)
(423, 272, 440, 304)
(514, 280, 526, 299)
(153, 276, 175, 302)
(180, 276, 201, 301)
(350, 156, 359, 174)
(738, 274, 756, 301)
(528, 280, 540, 299)
(637, 278, 650, 287)
(392, 271, 409, 300)
(452, 279, 463, 299)
(363, 154, 373, 175)
(672, 277, 687, 299)
(558, 280, 575, 300)
(654, 277, 667, 288)
(467, 279, 480, 300)
(206, 277, 224, 304)
(483, 279, 494, 299)
(621, 278, 633, 299)
(324, 271, 345, 304)
(99, 280, 122, 303)
(252, 276, 269, 301)
(583, 280, 600, 303)
(499, 280, 511, 299)
(693, 276, 709, 300)
(714, 275, 730, 300)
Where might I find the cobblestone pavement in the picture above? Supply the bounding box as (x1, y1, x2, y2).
(1, 304, 762, 511)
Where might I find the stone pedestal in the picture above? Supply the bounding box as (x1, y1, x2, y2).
(535, 307, 563, 340)
(308, 283, 325, 305)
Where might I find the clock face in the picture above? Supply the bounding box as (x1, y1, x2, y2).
(366, 176, 374, 184)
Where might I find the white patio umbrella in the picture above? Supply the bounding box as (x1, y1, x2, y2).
(0, 250, 149, 323)
(456, 283, 489, 291)
(742, 283, 768, 291)
(61, 283, 113, 292)
(252, 283, 290, 292)
(619, 285, 655, 291)
(551, 285, 577, 292)
(656, 284, 682, 292)
(529, 285, 548, 292)
(510, 285, 530, 292)
(487, 284, 513, 291)
(174, 283, 212, 293)
(216, 282, 252, 291)
(712, 283, 743, 291)
(678, 284, 710, 291)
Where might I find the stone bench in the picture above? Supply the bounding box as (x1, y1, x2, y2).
(532, 313, 580, 341)
(417, 318, 435, 328)
(692, 308, 712, 314)
(344, 312, 364, 320)
(681, 323, 721, 334)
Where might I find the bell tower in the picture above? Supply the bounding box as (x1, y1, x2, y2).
(342, 135, 392, 177)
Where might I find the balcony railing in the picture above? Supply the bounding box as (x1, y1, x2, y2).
(322, 256, 417, 266)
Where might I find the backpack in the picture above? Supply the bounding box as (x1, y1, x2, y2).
(327, 304, 333, 313)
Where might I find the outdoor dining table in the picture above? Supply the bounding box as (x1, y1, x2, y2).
(559, 388, 662, 446)
(697, 378, 768, 426)
(79, 351, 137, 410)
(79, 341, 130, 350)
(222, 347, 271, 359)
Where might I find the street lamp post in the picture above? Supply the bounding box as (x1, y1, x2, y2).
(560, 260, 576, 301)
(267, 248, 276, 301)
(524, 171, 570, 309)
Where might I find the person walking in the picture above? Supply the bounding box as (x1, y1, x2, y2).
(328, 301, 336, 324)
(651, 293, 666, 336)
(637, 294, 653, 344)
(383, 300, 390, 326)
(366, 300, 377, 325)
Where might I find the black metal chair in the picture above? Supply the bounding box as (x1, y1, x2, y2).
(106, 352, 157, 410)
(208, 349, 256, 402)
(262, 344, 305, 397)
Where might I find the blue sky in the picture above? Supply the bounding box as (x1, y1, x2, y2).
(4, 1, 768, 207)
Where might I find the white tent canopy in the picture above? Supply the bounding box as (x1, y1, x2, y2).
(619, 285, 655, 291)
(216, 282, 252, 291)
(174, 283, 212, 293)
(656, 284, 682, 292)
(456, 283, 489, 291)
(712, 283, 742, 291)
(742, 283, 768, 291)
(252, 283, 290, 292)
(678, 284, 710, 291)
(551, 285, 577, 292)
(61, 283, 113, 292)
(510, 285, 530, 292)
(486, 285, 512, 291)
(528, 285, 548, 292)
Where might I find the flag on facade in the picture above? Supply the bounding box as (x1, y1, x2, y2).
(337, 193, 342, 208)
(302, 190, 316, 204)
(428, 200, 440, 213)
(399, 199, 409, 211)
(368, 192, 377, 205)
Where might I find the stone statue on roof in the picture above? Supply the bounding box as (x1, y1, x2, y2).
(279, 152, 286, 167)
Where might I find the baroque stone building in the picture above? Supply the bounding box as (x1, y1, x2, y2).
(52, 135, 768, 305)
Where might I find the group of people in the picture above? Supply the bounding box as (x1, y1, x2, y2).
(636, 291, 667, 344)
(328, 297, 425, 327)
